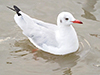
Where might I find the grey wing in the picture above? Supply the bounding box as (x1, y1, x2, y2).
(32, 18, 57, 30)
(27, 26, 58, 49)
(14, 11, 58, 49)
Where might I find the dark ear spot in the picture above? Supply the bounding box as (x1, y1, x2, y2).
(60, 20, 62, 23)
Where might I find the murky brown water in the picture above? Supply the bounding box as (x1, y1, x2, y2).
(0, 0, 100, 75)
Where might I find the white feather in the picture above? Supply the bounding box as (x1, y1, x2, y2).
(14, 11, 79, 55)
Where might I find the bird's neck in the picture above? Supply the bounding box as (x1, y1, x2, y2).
(56, 24, 79, 49)
(58, 25, 73, 36)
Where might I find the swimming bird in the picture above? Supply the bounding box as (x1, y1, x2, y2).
(7, 5, 83, 55)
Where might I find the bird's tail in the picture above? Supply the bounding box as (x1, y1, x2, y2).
(7, 5, 21, 16)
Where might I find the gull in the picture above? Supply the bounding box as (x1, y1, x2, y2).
(7, 5, 83, 55)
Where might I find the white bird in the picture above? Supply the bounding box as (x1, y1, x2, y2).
(8, 5, 83, 55)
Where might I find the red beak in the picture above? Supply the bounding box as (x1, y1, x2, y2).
(72, 20, 83, 24)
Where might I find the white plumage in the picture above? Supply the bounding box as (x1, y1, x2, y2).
(8, 5, 83, 55)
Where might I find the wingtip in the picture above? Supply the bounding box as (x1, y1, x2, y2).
(7, 5, 21, 16)
(13, 5, 21, 11)
(13, 5, 21, 16)
(7, 6, 15, 11)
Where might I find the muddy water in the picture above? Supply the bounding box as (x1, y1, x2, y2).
(0, 0, 100, 75)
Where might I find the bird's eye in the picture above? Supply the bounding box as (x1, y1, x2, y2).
(65, 18, 69, 20)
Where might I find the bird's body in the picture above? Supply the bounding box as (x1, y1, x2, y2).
(8, 5, 83, 55)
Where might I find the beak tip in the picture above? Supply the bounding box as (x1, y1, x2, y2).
(72, 20, 83, 24)
(80, 21, 83, 24)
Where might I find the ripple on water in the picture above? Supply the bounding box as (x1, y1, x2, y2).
(9, 35, 92, 71)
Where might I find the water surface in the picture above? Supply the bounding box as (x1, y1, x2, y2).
(0, 0, 100, 75)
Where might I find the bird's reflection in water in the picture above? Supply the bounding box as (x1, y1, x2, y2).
(36, 50, 79, 68)
(35, 50, 79, 75)
(12, 39, 80, 75)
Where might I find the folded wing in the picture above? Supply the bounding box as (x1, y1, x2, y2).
(14, 11, 58, 50)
